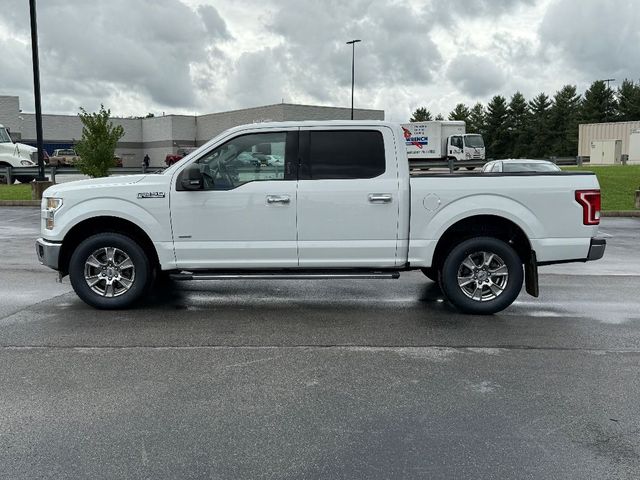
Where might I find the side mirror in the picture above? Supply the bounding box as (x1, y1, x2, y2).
(180, 164, 203, 190)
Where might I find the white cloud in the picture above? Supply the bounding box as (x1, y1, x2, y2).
(0, 0, 633, 123)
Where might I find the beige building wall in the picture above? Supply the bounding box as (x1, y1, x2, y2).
(578, 121, 640, 158)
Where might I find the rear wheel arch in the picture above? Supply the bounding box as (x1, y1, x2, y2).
(59, 216, 160, 275)
(431, 214, 532, 271)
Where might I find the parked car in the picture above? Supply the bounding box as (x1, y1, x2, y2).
(482, 159, 561, 173)
(165, 147, 197, 166)
(49, 148, 80, 167)
(36, 121, 605, 314)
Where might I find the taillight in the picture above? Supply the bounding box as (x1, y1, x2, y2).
(575, 190, 601, 225)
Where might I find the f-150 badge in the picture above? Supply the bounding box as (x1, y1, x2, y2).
(137, 192, 165, 199)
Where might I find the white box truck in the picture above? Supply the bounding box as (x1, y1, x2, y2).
(401, 121, 485, 167)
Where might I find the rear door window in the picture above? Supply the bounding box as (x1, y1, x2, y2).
(303, 130, 385, 180)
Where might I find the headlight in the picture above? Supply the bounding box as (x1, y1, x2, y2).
(21, 159, 35, 166)
(466, 153, 472, 159)
(45, 197, 63, 230)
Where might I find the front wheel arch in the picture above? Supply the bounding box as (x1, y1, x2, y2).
(59, 216, 160, 276)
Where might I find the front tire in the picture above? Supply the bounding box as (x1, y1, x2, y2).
(16, 176, 35, 183)
(69, 232, 151, 309)
(439, 236, 523, 314)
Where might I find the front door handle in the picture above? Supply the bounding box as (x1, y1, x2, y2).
(266, 195, 291, 205)
(368, 194, 392, 204)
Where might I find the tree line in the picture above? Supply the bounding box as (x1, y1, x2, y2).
(410, 79, 640, 159)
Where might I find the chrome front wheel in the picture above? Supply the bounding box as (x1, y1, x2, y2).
(70, 232, 151, 309)
(84, 247, 136, 297)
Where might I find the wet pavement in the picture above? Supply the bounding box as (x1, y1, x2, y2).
(1, 207, 639, 479)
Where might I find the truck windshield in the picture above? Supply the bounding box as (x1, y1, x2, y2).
(464, 135, 484, 148)
(0, 128, 12, 143)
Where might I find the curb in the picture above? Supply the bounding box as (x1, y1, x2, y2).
(0, 200, 40, 206)
(601, 211, 640, 217)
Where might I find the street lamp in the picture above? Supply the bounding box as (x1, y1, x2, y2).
(346, 39, 361, 120)
(600, 78, 615, 123)
(29, 0, 45, 181)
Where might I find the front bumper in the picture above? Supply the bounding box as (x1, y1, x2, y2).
(587, 237, 606, 261)
(36, 238, 62, 270)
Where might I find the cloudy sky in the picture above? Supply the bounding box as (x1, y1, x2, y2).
(0, 0, 638, 121)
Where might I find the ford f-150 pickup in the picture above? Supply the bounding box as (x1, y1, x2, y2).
(36, 121, 605, 314)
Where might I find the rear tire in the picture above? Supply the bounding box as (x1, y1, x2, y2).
(69, 232, 151, 309)
(439, 236, 523, 315)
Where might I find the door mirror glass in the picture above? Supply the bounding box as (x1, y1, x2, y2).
(180, 164, 203, 190)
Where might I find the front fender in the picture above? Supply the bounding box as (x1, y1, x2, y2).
(46, 196, 171, 244)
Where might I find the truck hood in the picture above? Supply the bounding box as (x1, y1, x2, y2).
(0, 141, 37, 160)
(44, 174, 149, 197)
(15, 142, 37, 154)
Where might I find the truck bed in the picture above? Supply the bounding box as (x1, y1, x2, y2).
(407, 171, 601, 265)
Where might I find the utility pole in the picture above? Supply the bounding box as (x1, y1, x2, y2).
(29, 0, 45, 181)
(346, 39, 361, 120)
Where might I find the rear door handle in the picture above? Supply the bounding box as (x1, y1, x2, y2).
(266, 195, 291, 205)
(368, 194, 392, 204)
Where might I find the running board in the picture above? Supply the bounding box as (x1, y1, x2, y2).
(170, 271, 401, 281)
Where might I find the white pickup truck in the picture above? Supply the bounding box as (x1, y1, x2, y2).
(36, 121, 605, 314)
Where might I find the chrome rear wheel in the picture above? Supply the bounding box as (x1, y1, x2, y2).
(457, 251, 508, 302)
(440, 236, 523, 314)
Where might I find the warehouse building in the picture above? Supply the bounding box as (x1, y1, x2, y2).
(0, 95, 384, 167)
(578, 120, 640, 164)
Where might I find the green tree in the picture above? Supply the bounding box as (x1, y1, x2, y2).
(434, 113, 444, 121)
(507, 91, 530, 158)
(581, 80, 617, 123)
(467, 102, 486, 136)
(527, 93, 553, 158)
(616, 79, 640, 121)
(549, 85, 581, 157)
(410, 107, 432, 122)
(484, 95, 510, 158)
(75, 105, 125, 178)
(448, 103, 470, 123)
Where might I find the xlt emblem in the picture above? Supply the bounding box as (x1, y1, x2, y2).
(137, 192, 165, 199)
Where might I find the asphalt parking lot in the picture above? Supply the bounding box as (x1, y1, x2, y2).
(1, 207, 639, 479)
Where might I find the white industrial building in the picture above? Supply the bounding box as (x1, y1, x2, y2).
(578, 120, 640, 164)
(0, 95, 384, 167)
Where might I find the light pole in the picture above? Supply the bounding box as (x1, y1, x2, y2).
(600, 78, 615, 122)
(29, 0, 45, 181)
(346, 39, 361, 120)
